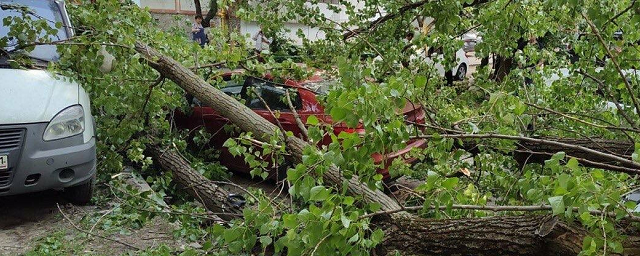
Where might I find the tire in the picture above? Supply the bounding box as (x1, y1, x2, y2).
(455, 64, 467, 81)
(63, 175, 95, 205)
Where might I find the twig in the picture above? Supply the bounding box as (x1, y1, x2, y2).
(583, 12, 640, 121)
(140, 75, 164, 116)
(88, 207, 116, 235)
(604, 0, 637, 26)
(342, 0, 429, 40)
(311, 234, 331, 256)
(252, 87, 287, 134)
(414, 133, 640, 170)
(514, 149, 639, 174)
(189, 55, 258, 70)
(285, 89, 309, 141)
(56, 204, 143, 250)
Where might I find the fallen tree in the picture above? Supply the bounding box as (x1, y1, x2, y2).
(451, 134, 639, 174)
(134, 41, 640, 255)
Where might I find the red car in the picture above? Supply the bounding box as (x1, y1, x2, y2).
(175, 70, 427, 181)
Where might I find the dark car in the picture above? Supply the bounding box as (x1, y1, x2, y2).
(175, 70, 426, 181)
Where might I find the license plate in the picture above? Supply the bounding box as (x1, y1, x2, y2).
(0, 155, 7, 170)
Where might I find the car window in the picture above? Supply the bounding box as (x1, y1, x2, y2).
(0, 0, 68, 62)
(241, 77, 302, 111)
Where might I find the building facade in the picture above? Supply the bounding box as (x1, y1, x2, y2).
(137, 0, 361, 46)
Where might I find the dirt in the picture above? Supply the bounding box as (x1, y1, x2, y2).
(0, 172, 282, 256)
(0, 189, 184, 256)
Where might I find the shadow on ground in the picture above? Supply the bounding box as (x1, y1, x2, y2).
(0, 190, 67, 229)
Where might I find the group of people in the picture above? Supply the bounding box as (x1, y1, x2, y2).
(191, 15, 271, 55)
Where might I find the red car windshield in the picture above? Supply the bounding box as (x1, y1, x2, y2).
(220, 76, 302, 111)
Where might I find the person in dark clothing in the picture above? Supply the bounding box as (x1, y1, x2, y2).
(191, 15, 207, 47)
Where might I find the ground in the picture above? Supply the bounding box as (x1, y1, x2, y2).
(0, 174, 282, 256)
(0, 190, 185, 255)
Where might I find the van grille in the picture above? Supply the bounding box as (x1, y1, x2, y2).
(0, 169, 11, 187)
(0, 129, 24, 151)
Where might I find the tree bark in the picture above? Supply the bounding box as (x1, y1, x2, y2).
(459, 136, 637, 173)
(147, 145, 242, 220)
(377, 214, 640, 256)
(514, 137, 635, 166)
(193, 0, 202, 17)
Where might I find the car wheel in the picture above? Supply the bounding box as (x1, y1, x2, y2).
(63, 175, 95, 205)
(456, 64, 467, 81)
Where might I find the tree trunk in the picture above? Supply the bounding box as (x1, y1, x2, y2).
(461, 137, 637, 173)
(515, 137, 634, 163)
(193, 0, 202, 17)
(149, 143, 640, 255)
(377, 214, 640, 256)
(147, 145, 242, 220)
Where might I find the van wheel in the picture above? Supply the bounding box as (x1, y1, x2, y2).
(456, 64, 467, 80)
(64, 175, 95, 205)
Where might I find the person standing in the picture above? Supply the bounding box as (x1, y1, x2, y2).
(192, 15, 206, 47)
(252, 26, 271, 56)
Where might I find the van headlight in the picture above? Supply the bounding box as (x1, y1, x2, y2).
(43, 105, 85, 141)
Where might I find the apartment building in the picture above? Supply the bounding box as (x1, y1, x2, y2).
(137, 0, 361, 45)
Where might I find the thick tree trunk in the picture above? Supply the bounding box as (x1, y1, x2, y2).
(193, 0, 202, 17)
(147, 145, 242, 220)
(377, 214, 640, 256)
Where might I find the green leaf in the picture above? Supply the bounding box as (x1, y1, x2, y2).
(223, 228, 242, 243)
(306, 115, 319, 125)
(414, 75, 427, 87)
(310, 186, 330, 201)
(343, 196, 355, 206)
(341, 214, 351, 228)
(566, 158, 579, 170)
(442, 177, 459, 189)
(283, 214, 297, 229)
(551, 152, 566, 161)
(259, 236, 272, 248)
(370, 229, 384, 244)
(548, 196, 565, 215)
(348, 233, 359, 243)
(330, 107, 348, 121)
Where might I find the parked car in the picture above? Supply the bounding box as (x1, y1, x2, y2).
(462, 32, 482, 53)
(175, 70, 427, 181)
(0, 0, 97, 204)
(409, 46, 470, 81)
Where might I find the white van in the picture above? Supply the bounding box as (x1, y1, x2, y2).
(0, 0, 96, 204)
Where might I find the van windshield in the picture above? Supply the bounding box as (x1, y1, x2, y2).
(0, 0, 68, 63)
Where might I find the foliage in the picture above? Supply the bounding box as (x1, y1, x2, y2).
(4, 0, 640, 255)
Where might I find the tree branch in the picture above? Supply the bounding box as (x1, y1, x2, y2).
(56, 204, 143, 250)
(525, 102, 639, 133)
(413, 133, 640, 171)
(576, 69, 639, 129)
(583, 12, 640, 121)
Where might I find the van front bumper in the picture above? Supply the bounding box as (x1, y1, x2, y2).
(0, 123, 96, 196)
